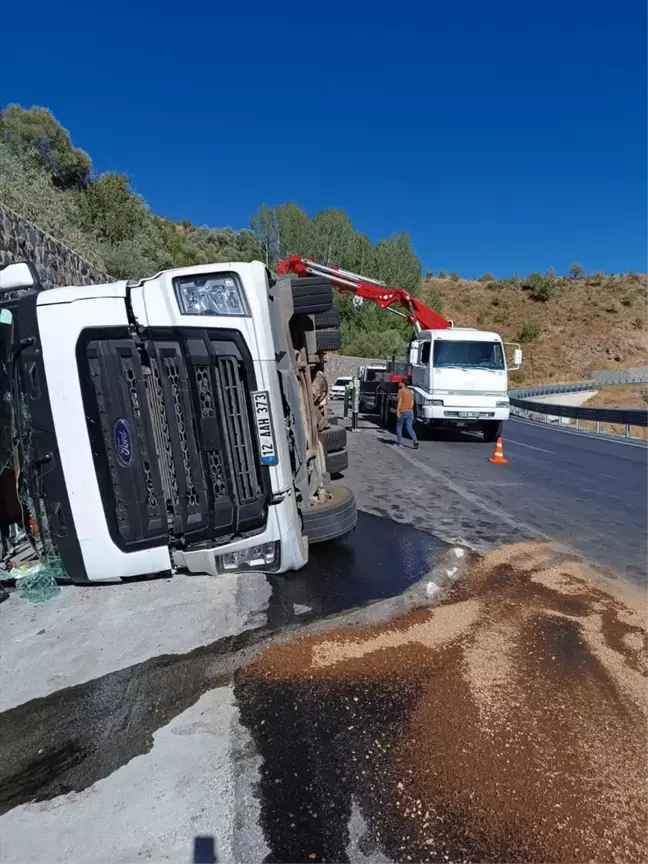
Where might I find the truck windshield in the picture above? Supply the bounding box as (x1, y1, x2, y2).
(364, 369, 385, 382)
(0, 309, 14, 467)
(433, 340, 505, 370)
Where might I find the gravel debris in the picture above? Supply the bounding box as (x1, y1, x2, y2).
(237, 541, 647, 863)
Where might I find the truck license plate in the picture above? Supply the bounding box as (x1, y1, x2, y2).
(252, 390, 278, 466)
(458, 412, 479, 418)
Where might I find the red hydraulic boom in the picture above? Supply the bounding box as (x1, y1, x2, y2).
(276, 255, 451, 333)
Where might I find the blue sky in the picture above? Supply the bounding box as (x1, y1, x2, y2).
(2, 0, 646, 277)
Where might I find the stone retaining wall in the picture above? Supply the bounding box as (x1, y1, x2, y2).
(324, 354, 385, 383)
(0, 202, 111, 290)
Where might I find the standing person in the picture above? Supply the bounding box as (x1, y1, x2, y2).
(396, 380, 419, 448)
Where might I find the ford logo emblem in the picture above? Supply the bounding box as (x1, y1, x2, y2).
(114, 419, 134, 467)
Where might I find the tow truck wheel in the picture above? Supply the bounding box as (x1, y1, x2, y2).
(482, 420, 503, 443)
(303, 485, 357, 544)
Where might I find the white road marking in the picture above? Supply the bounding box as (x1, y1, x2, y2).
(506, 439, 554, 454)
(510, 416, 648, 449)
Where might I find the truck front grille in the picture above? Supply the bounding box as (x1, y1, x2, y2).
(81, 329, 269, 551)
(216, 357, 262, 504)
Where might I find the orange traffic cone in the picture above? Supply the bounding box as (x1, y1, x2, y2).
(489, 437, 508, 464)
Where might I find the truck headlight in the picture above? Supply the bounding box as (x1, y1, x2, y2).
(174, 273, 248, 316)
(496, 401, 509, 407)
(425, 399, 444, 406)
(218, 541, 278, 572)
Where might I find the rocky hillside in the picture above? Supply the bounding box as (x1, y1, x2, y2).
(421, 272, 647, 384)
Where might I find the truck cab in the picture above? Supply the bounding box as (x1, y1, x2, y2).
(409, 328, 522, 441)
(0, 259, 356, 583)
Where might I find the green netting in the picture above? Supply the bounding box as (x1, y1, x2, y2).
(3, 394, 69, 594)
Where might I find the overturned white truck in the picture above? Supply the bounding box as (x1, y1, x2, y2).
(0, 260, 355, 583)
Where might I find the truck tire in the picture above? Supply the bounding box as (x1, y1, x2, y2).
(313, 308, 340, 328)
(325, 448, 348, 475)
(291, 277, 333, 315)
(319, 425, 347, 453)
(302, 485, 357, 544)
(315, 329, 342, 352)
(379, 394, 389, 428)
(482, 420, 503, 443)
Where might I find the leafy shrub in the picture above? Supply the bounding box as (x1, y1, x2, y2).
(438, 269, 447, 279)
(524, 272, 558, 302)
(478, 272, 494, 282)
(518, 322, 541, 343)
(569, 262, 585, 279)
(449, 270, 460, 282)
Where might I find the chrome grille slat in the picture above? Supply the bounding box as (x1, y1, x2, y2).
(216, 357, 261, 504)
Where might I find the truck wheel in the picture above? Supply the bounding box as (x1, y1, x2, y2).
(313, 308, 340, 328)
(303, 485, 357, 544)
(291, 277, 333, 315)
(482, 420, 503, 443)
(325, 448, 348, 475)
(379, 395, 389, 428)
(319, 425, 346, 453)
(315, 329, 342, 352)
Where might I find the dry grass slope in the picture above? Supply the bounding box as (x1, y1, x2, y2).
(421, 274, 647, 384)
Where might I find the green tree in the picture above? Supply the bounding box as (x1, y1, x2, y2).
(274, 203, 313, 260)
(1, 104, 91, 189)
(311, 209, 355, 265)
(370, 233, 421, 294)
(569, 262, 585, 279)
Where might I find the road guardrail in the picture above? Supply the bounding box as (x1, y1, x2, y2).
(508, 384, 648, 438)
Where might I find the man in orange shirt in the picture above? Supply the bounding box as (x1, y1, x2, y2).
(396, 380, 419, 449)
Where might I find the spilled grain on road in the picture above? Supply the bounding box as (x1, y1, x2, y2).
(236, 541, 647, 864)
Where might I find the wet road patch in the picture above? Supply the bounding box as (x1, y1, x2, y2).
(0, 512, 445, 816)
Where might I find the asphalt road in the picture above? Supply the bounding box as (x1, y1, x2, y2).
(397, 416, 648, 584)
(0, 407, 646, 863)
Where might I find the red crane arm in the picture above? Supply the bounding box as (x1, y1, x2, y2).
(276, 255, 450, 331)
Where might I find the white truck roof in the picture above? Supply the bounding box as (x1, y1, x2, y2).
(418, 328, 503, 343)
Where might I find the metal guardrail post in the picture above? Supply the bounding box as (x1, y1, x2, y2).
(596, 421, 601, 434)
(575, 417, 580, 430)
(625, 424, 630, 438)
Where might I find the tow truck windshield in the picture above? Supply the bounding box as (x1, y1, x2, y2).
(433, 340, 505, 371)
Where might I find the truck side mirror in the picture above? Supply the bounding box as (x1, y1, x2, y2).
(408, 341, 420, 365)
(513, 347, 522, 368)
(0, 262, 38, 292)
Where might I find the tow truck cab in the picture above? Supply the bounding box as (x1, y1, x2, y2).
(409, 328, 522, 441)
(0, 260, 356, 582)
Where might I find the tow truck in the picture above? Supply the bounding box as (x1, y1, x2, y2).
(278, 256, 522, 442)
(0, 259, 356, 583)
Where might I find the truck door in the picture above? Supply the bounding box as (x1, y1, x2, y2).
(411, 339, 430, 389)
